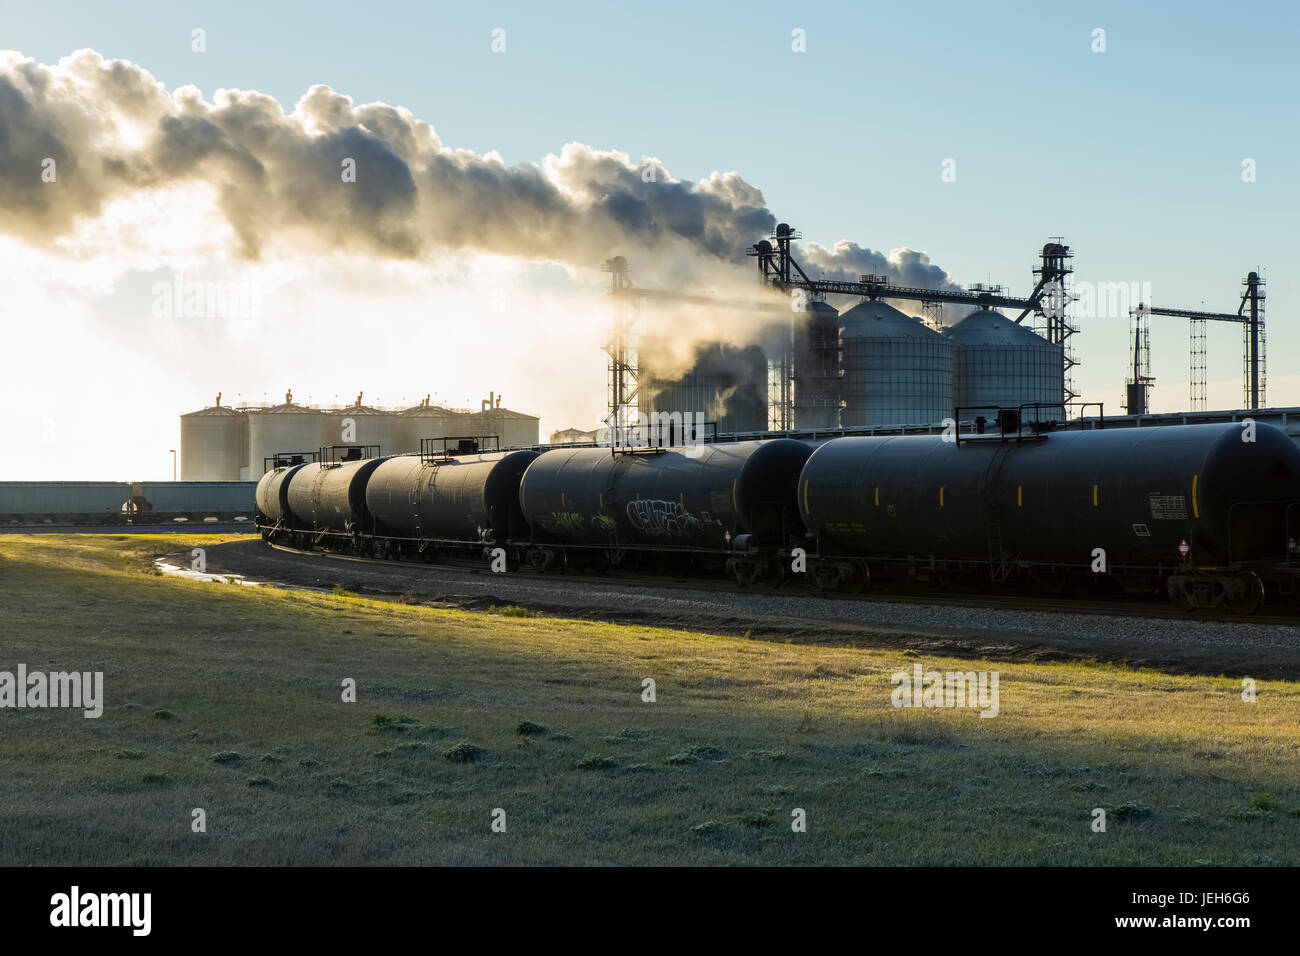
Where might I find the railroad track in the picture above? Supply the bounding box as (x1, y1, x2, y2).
(262, 541, 1300, 627)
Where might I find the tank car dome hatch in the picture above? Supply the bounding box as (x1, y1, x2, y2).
(838, 300, 952, 428)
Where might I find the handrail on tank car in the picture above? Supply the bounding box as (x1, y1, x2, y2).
(419, 435, 500, 463)
(1015, 403, 1067, 439)
(952, 404, 1064, 446)
(609, 418, 717, 457)
(1075, 403, 1105, 430)
(319, 444, 381, 467)
(952, 406, 999, 445)
(263, 450, 321, 472)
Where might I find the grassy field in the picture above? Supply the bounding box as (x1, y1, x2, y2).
(0, 533, 1298, 865)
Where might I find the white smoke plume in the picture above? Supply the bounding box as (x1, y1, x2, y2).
(800, 241, 963, 292)
(0, 49, 768, 271)
(799, 240, 966, 323)
(0, 48, 961, 294)
(0, 48, 971, 476)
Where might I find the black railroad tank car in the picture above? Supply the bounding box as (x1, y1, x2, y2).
(283, 458, 390, 540)
(255, 462, 311, 528)
(799, 422, 1300, 608)
(519, 439, 812, 580)
(365, 450, 541, 551)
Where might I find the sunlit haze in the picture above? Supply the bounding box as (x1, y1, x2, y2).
(1, 0, 1295, 479)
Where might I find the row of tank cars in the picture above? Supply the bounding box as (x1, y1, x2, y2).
(255, 422, 1300, 614)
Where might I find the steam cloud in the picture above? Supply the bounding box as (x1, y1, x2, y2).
(0, 48, 961, 296)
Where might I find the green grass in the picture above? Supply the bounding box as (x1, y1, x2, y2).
(0, 533, 1298, 865)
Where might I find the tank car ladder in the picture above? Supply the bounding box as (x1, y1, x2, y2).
(981, 443, 1018, 583)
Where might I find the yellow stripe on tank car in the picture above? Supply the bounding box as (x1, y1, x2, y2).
(875, 487, 880, 507)
(1092, 484, 1099, 507)
(939, 486, 945, 507)
(1017, 485, 1023, 507)
(802, 480, 809, 515)
(1192, 473, 1199, 518)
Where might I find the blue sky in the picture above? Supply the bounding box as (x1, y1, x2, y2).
(1, 0, 1295, 476)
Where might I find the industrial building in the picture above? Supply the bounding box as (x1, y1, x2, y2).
(181, 392, 540, 480)
(549, 427, 601, 444)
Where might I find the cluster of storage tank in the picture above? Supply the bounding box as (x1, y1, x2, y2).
(800, 300, 1064, 430)
(181, 400, 540, 481)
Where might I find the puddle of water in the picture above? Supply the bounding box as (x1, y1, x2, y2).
(154, 559, 261, 586)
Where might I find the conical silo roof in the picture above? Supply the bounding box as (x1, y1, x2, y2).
(840, 299, 945, 339)
(942, 308, 1052, 346)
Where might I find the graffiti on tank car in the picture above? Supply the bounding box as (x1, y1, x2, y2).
(592, 514, 616, 533)
(549, 511, 587, 532)
(626, 499, 705, 537)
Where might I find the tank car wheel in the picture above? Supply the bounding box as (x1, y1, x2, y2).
(528, 548, 556, 573)
(840, 560, 870, 595)
(1229, 573, 1266, 616)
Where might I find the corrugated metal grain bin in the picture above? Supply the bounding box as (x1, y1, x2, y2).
(793, 301, 841, 429)
(839, 300, 952, 427)
(943, 309, 1063, 423)
(640, 342, 768, 435)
